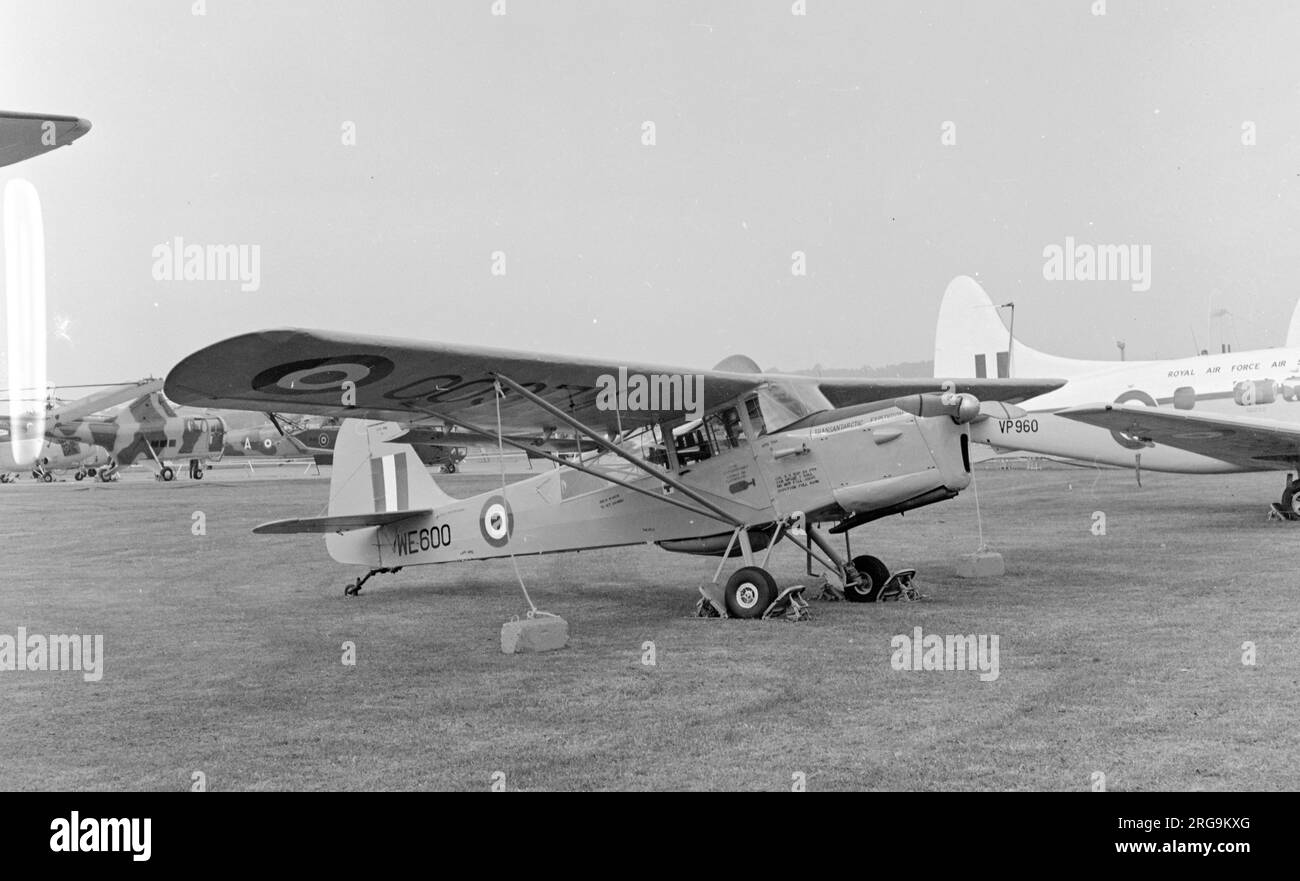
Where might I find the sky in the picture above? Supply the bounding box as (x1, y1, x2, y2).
(3, 0, 1300, 389)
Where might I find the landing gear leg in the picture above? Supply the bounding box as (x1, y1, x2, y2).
(189, 459, 204, 480)
(344, 566, 402, 596)
(1278, 474, 1300, 521)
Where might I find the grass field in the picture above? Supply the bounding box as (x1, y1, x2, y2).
(1, 462, 1297, 791)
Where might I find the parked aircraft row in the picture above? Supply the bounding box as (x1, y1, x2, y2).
(8, 106, 1300, 620)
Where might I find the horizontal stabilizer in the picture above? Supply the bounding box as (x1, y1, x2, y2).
(253, 509, 432, 535)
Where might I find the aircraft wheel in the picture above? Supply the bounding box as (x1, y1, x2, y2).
(41, 472, 53, 483)
(446, 462, 457, 474)
(846, 554, 890, 602)
(160, 466, 175, 482)
(724, 566, 778, 619)
(1283, 480, 1300, 518)
(87, 468, 97, 477)
(74, 471, 85, 481)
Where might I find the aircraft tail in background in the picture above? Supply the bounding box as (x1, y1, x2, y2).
(933, 276, 1124, 382)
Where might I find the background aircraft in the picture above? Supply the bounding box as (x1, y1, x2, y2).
(38, 385, 226, 482)
(934, 275, 1300, 515)
(0, 110, 91, 167)
(0, 434, 109, 482)
(165, 328, 1058, 614)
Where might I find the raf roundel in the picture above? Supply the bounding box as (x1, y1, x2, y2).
(251, 354, 396, 396)
(479, 496, 513, 547)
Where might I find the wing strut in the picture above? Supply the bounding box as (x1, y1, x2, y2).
(407, 403, 734, 526)
(491, 373, 745, 528)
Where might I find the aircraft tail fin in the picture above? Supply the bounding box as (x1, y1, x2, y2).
(327, 418, 455, 518)
(1287, 296, 1300, 348)
(934, 276, 1116, 382)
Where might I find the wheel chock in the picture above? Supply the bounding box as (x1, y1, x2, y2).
(762, 585, 811, 621)
(694, 584, 729, 618)
(876, 569, 923, 602)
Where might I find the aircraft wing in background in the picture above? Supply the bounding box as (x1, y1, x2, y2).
(0, 111, 92, 167)
(1057, 403, 1300, 470)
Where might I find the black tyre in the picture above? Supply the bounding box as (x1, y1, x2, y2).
(846, 554, 890, 602)
(724, 566, 778, 618)
(41, 472, 53, 483)
(160, 466, 175, 482)
(87, 468, 97, 477)
(1284, 480, 1300, 518)
(74, 471, 85, 481)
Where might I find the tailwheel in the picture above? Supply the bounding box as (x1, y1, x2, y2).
(160, 466, 175, 482)
(41, 472, 53, 483)
(846, 554, 890, 602)
(724, 566, 778, 619)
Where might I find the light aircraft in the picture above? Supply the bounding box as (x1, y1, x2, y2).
(165, 330, 1058, 615)
(934, 275, 1300, 516)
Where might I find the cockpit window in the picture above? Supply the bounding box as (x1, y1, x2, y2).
(755, 381, 826, 433)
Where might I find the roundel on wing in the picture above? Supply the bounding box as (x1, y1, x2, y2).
(1110, 389, 1158, 450)
(479, 495, 514, 547)
(251, 354, 395, 396)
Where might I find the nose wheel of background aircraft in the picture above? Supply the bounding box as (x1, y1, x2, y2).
(845, 554, 890, 602)
(160, 466, 175, 482)
(442, 462, 457, 474)
(41, 472, 53, 483)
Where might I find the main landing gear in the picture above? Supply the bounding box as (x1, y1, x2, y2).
(1272, 474, 1300, 521)
(188, 459, 204, 480)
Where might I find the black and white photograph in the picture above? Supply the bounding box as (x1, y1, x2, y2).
(0, 0, 1293, 848)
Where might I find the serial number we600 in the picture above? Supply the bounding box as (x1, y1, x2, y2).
(393, 524, 452, 556)
(997, 419, 1039, 433)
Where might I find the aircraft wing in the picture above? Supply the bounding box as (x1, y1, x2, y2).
(165, 328, 764, 434)
(816, 377, 1065, 408)
(0, 111, 92, 168)
(254, 509, 434, 535)
(1057, 403, 1300, 469)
